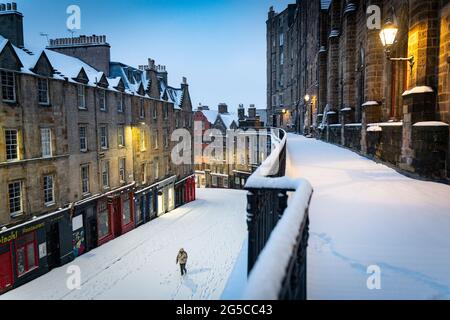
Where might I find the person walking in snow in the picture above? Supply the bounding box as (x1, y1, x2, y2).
(176, 248, 188, 276)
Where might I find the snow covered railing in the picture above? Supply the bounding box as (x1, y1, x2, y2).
(243, 179, 312, 300)
(245, 128, 287, 181)
(243, 129, 313, 300)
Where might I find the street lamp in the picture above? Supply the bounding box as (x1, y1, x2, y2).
(380, 20, 414, 69)
(304, 95, 312, 135)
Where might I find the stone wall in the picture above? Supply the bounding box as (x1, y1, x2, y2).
(344, 125, 362, 151)
(328, 125, 342, 145)
(438, 3, 450, 178)
(364, 125, 403, 166)
(411, 124, 449, 179)
(379, 125, 403, 166)
(366, 130, 382, 158)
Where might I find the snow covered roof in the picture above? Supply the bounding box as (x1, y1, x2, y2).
(219, 113, 239, 129)
(196, 109, 238, 129)
(0, 35, 122, 92)
(0, 35, 184, 103)
(44, 49, 109, 87)
(111, 62, 184, 109)
(165, 86, 184, 109)
(201, 110, 219, 125)
(0, 36, 7, 53)
(321, 0, 332, 10)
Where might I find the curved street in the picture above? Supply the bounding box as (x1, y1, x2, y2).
(1, 189, 247, 300)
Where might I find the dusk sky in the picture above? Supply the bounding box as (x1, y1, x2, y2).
(15, 0, 293, 112)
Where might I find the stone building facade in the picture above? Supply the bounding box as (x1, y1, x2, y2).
(268, 0, 450, 181)
(0, 3, 195, 231)
(194, 104, 270, 189)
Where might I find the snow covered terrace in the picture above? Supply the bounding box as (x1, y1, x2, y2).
(288, 134, 450, 300)
(2, 135, 450, 300)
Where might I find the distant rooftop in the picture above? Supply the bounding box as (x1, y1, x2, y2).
(321, 0, 332, 10)
(48, 35, 110, 48)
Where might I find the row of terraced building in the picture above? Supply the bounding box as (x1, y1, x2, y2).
(267, 0, 450, 181)
(0, 3, 195, 293)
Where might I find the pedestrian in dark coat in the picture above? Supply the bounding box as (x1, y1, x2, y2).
(176, 248, 188, 276)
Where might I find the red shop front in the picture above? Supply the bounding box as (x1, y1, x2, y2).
(97, 185, 135, 247)
(184, 176, 196, 203)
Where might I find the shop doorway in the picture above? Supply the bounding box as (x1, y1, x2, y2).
(0, 249, 13, 292)
(46, 223, 61, 268)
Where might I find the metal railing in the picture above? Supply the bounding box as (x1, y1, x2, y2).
(243, 129, 312, 300)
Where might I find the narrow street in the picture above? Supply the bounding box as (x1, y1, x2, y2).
(1, 189, 247, 300)
(287, 134, 450, 300)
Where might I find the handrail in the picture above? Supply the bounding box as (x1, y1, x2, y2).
(242, 129, 313, 300)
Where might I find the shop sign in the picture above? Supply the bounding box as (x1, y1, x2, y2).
(39, 243, 47, 258)
(0, 231, 18, 245)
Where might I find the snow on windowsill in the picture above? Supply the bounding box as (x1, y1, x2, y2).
(362, 101, 379, 107)
(368, 121, 403, 127)
(367, 126, 382, 132)
(402, 86, 434, 96)
(345, 123, 362, 127)
(413, 121, 449, 127)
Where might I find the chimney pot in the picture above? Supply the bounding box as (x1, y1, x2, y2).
(12, 2, 16, 10)
(0, 4, 5, 11)
(7, 3, 11, 10)
(182, 77, 187, 85)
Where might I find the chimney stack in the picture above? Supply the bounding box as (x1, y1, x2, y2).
(238, 104, 245, 121)
(268, 6, 275, 19)
(218, 103, 228, 114)
(248, 104, 257, 119)
(157, 65, 168, 84)
(0, 2, 24, 48)
(144, 58, 160, 99)
(47, 34, 111, 75)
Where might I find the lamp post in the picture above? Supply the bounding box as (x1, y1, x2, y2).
(295, 100, 301, 134)
(304, 95, 311, 135)
(379, 20, 414, 70)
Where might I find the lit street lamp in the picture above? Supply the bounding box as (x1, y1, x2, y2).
(379, 20, 414, 69)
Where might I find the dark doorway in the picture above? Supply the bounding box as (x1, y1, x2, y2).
(46, 223, 60, 269)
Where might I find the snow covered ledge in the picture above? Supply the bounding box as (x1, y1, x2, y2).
(242, 179, 313, 300)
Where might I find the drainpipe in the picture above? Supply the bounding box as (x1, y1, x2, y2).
(93, 81, 101, 191)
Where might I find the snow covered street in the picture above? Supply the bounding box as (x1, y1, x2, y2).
(287, 134, 450, 300)
(1, 189, 247, 300)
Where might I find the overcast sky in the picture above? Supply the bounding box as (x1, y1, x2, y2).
(15, 0, 293, 112)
